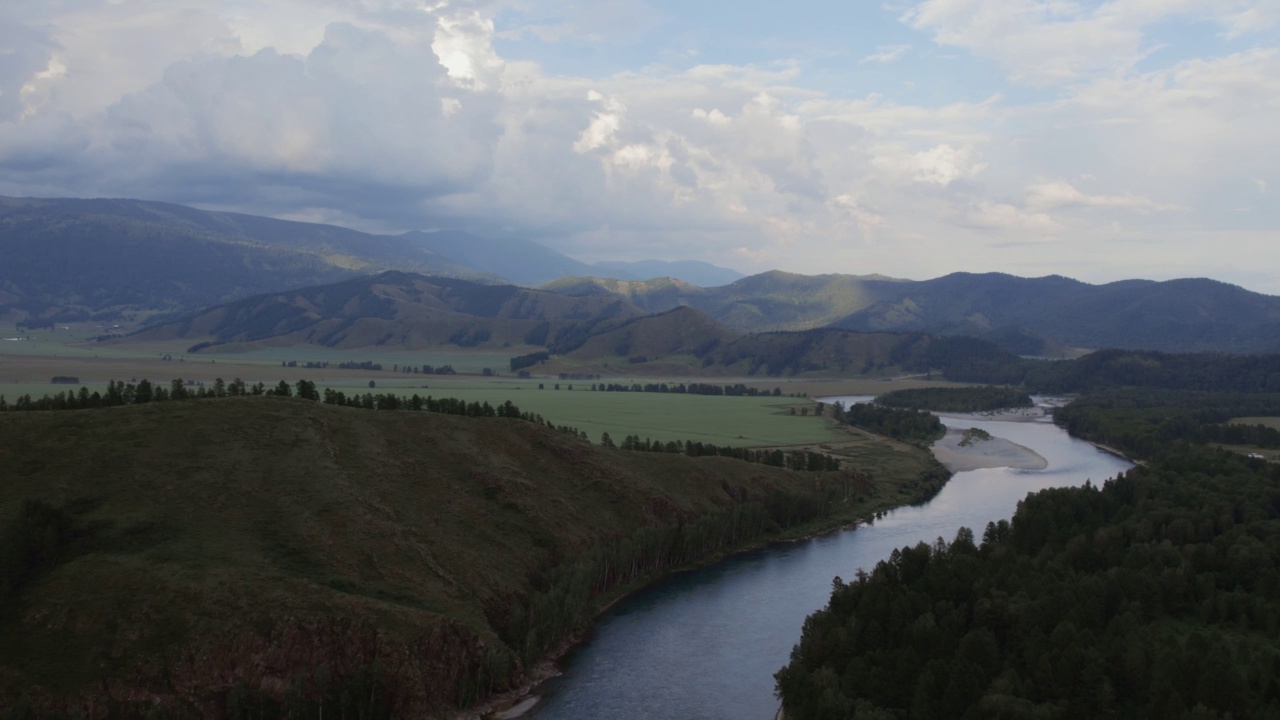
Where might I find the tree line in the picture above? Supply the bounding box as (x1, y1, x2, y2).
(599, 433, 843, 472)
(1054, 389, 1280, 459)
(876, 386, 1033, 413)
(939, 347, 1280, 394)
(832, 402, 946, 447)
(588, 382, 784, 397)
(0, 381, 840, 473)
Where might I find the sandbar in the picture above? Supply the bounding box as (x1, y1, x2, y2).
(931, 429, 1049, 472)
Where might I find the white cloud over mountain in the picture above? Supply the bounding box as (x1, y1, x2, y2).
(0, 0, 1276, 292)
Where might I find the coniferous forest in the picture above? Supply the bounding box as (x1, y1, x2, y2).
(776, 390, 1280, 719)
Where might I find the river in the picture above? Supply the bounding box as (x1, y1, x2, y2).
(524, 399, 1133, 720)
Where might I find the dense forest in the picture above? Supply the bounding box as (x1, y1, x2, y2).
(832, 402, 947, 447)
(775, 447, 1280, 719)
(1054, 390, 1280, 459)
(945, 349, 1280, 394)
(875, 386, 1033, 413)
(776, 387, 1280, 719)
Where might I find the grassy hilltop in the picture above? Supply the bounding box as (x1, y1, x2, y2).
(0, 396, 943, 716)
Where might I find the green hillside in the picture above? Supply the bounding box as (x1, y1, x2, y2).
(0, 397, 945, 716)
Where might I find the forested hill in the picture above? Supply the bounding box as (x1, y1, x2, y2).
(0, 395, 925, 715)
(0, 196, 484, 323)
(776, 448, 1280, 719)
(125, 271, 647, 351)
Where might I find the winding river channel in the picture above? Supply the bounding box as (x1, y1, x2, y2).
(525, 399, 1134, 720)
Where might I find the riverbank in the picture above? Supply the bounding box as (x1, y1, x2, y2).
(468, 510, 891, 720)
(469, 458, 949, 719)
(931, 428, 1049, 472)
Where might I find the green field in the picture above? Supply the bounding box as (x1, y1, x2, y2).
(305, 378, 833, 448)
(1, 374, 837, 449)
(1, 329, 938, 450)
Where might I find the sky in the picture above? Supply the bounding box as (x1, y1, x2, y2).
(1, 1, 1278, 293)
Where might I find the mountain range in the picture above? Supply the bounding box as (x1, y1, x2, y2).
(131, 272, 1025, 380)
(129, 271, 645, 352)
(0, 196, 740, 324)
(548, 271, 1280, 354)
(5, 195, 1280, 355)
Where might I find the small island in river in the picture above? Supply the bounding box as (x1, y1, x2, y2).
(930, 426, 1049, 472)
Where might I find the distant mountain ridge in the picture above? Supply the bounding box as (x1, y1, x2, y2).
(544, 270, 1280, 354)
(0, 195, 743, 323)
(543, 304, 1022, 379)
(129, 271, 646, 352)
(0, 196, 485, 323)
(830, 273, 1280, 354)
(4, 195, 1279, 354)
(403, 230, 743, 287)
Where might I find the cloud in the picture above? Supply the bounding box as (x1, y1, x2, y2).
(0, 1, 1275, 291)
(859, 44, 910, 65)
(573, 91, 625, 153)
(1256, 178, 1270, 195)
(966, 201, 1061, 234)
(901, 0, 1278, 86)
(873, 144, 987, 186)
(1025, 181, 1177, 213)
(433, 8, 505, 89)
(0, 17, 502, 223)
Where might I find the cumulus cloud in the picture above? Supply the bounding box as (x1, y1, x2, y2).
(0, 0, 1275, 290)
(873, 144, 987, 186)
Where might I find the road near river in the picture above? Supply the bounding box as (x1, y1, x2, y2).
(523, 400, 1134, 720)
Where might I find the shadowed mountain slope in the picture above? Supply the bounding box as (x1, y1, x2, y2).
(545, 270, 1280, 354)
(0, 196, 482, 323)
(127, 271, 647, 351)
(832, 273, 1280, 353)
(548, 305, 1023, 379)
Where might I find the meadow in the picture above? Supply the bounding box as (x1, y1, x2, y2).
(0, 328, 962, 449)
(1, 338, 840, 449)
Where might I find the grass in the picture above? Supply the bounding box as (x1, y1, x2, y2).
(321, 377, 836, 448)
(0, 332, 964, 452)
